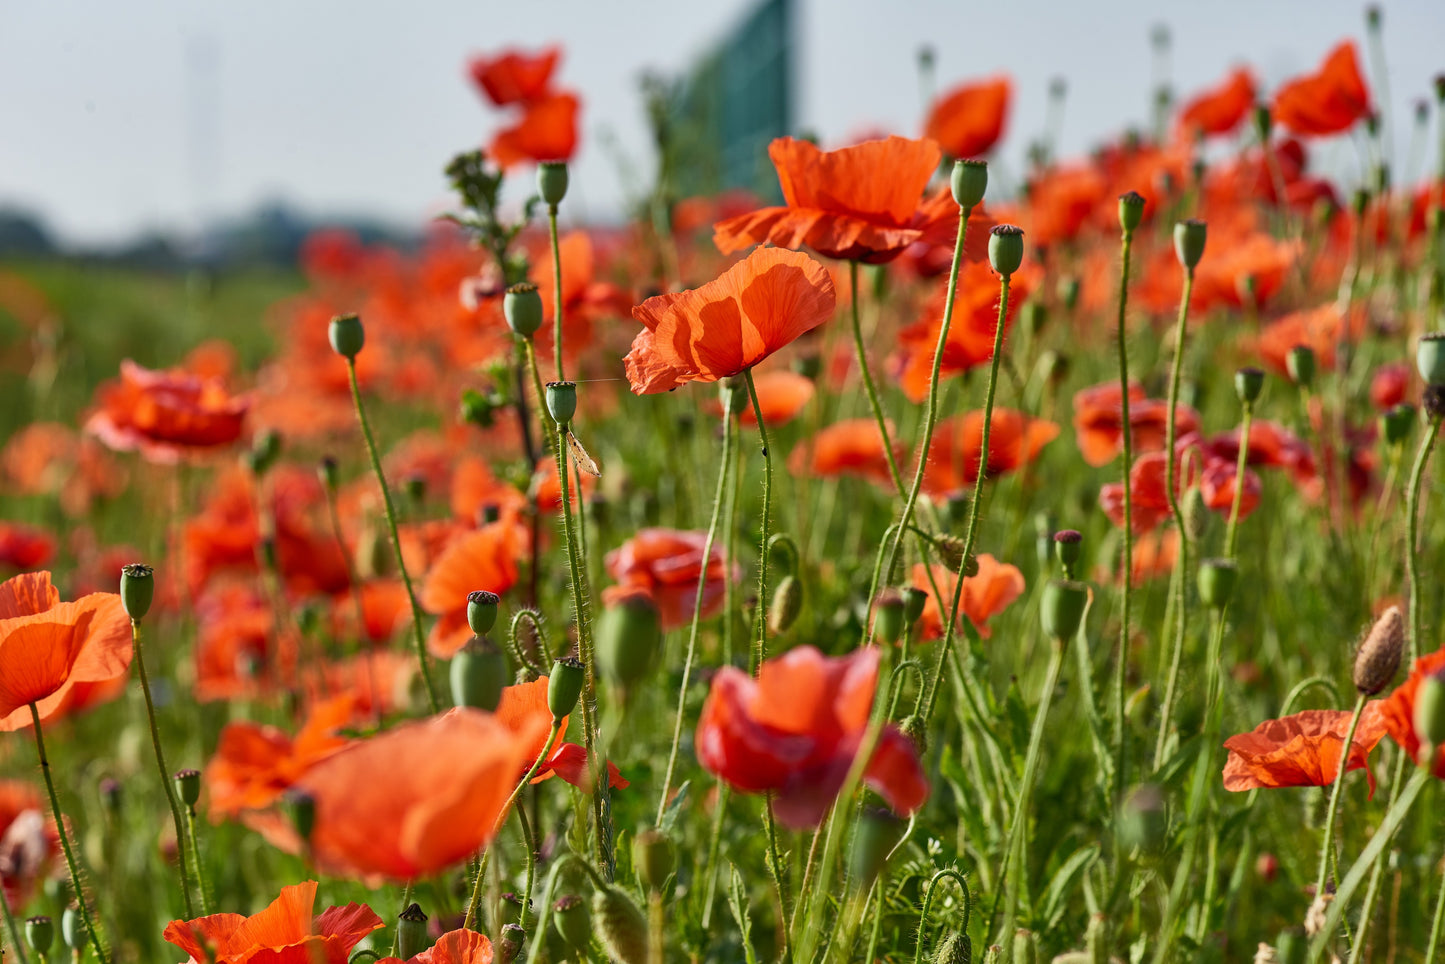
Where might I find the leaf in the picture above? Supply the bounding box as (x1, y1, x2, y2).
(1154, 735, 1202, 792)
(1040, 844, 1101, 932)
(726, 863, 758, 964)
(658, 780, 690, 835)
(567, 430, 602, 476)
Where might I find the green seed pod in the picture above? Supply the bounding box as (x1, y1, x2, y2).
(1417, 332, 1445, 385)
(1235, 366, 1265, 405)
(61, 905, 86, 951)
(1197, 559, 1238, 610)
(120, 563, 155, 621)
(466, 590, 500, 636)
(1354, 606, 1404, 696)
(548, 657, 586, 720)
(538, 160, 569, 207)
(173, 769, 201, 810)
(497, 923, 524, 964)
(1053, 529, 1082, 576)
(1041, 579, 1088, 642)
(898, 713, 927, 755)
(328, 313, 366, 358)
(397, 903, 429, 960)
(873, 589, 906, 645)
(597, 592, 663, 688)
(901, 587, 928, 627)
(769, 575, 803, 634)
(592, 885, 648, 964)
(633, 829, 675, 892)
(987, 224, 1025, 277)
(1413, 670, 1445, 759)
(504, 283, 545, 338)
(951, 159, 988, 209)
(1381, 403, 1416, 446)
(547, 381, 578, 425)
(286, 789, 316, 843)
(1286, 345, 1316, 389)
(450, 638, 507, 712)
(1173, 219, 1207, 270)
(933, 931, 972, 964)
(553, 894, 592, 953)
(26, 916, 53, 957)
(1119, 783, 1168, 856)
(318, 455, 340, 492)
(848, 807, 904, 886)
(1118, 191, 1146, 234)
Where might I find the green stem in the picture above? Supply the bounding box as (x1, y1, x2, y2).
(1314, 694, 1369, 900)
(1, 873, 30, 964)
(1425, 842, 1445, 964)
(1350, 750, 1409, 961)
(912, 869, 971, 964)
(698, 782, 731, 930)
(29, 705, 108, 964)
(345, 357, 440, 713)
(185, 806, 215, 915)
(763, 794, 791, 963)
(847, 259, 906, 496)
(1114, 228, 1136, 805)
(548, 205, 565, 381)
(1405, 416, 1441, 662)
(1224, 403, 1254, 558)
(742, 367, 774, 675)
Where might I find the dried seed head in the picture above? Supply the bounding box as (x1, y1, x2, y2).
(1353, 606, 1404, 695)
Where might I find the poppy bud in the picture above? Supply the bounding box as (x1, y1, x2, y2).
(1053, 529, 1082, 578)
(951, 159, 988, 210)
(27, 916, 53, 956)
(1365, 4, 1381, 29)
(932, 534, 969, 573)
(633, 829, 675, 892)
(597, 592, 663, 688)
(1118, 191, 1146, 235)
(466, 590, 500, 636)
(1197, 559, 1237, 610)
(849, 807, 904, 886)
(397, 903, 429, 960)
(497, 923, 525, 964)
(1382, 403, 1416, 446)
(100, 777, 122, 817)
(933, 932, 972, 964)
(328, 313, 366, 359)
(1252, 103, 1272, 142)
(1021, 301, 1048, 337)
(1428, 385, 1445, 422)
(547, 381, 578, 425)
(1373, 162, 1390, 196)
(1012, 929, 1038, 964)
(504, 283, 544, 338)
(1413, 670, 1445, 761)
(1173, 219, 1207, 270)
(1417, 333, 1445, 386)
(450, 638, 507, 712)
(318, 455, 340, 492)
(553, 895, 592, 953)
(988, 224, 1025, 278)
(1352, 187, 1371, 219)
(1235, 367, 1265, 405)
(61, 905, 86, 952)
(549, 657, 586, 721)
(1353, 606, 1404, 696)
(901, 586, 928, 627)
(1286, 345, 1316, 390)
(173, 769, 201, 810)
(983, 946, 1002, 964)
(1183, 486, 1208, 541)
(247, 429, 283, 476)
(1041, 579, 1088, 643)
(719, 376, 748, 416)
(1085, 913, 1109, 964)
(537, 160, 569, 207)
(874, 589, 907, 645)
(285, 789, 316, 844)
(769, 575, 803, 634)
(592, 885, 648, 964)
(120, 563, 155, 621)
(791, 353, 822, 381)
(1058, 276, 1080, 312)
(898, 713, 928, 755)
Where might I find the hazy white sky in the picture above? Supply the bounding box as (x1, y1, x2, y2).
(3, 0, 1442, 244)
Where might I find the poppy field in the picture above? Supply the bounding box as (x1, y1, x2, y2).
(4, 10, 1445, 964)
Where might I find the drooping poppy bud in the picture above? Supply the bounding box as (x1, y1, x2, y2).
(632, 829, 675, 892)
(553, 895, 592, 954)
(328, 313, 366, 359)
(898, 713, 928, 755)
(1182, 486, 1208, 541)
(592, 885, 648, 964)
(546, 381, 578, 425)
(285, 789, 316, 844)
(450, 638, 507, 712)
(504, 283, 545, 338)
(467, 590, 501, 636)
(951, 159, 988, 210)
(1381, 403, 1416, 446)
(1235, 367, 1265, 405)
(934, 932, 972, 964)
(1118, 191, 1146, 235)
(1417, 332, 1445, 386)
(26, 917, 53, 956)
(597, 592, 663, 688)
(174, 769, 201, 810)
(1353, 606, 1404, 696)
(1197, 559, 1238, 610)
(61, 905, 86, 952)
(1173, 219, 1207, 270)
(901, 587, 928, 628)
(988, 224, 1025, 278)
(318, 455, 340, 492)
(849, 807, 904, 886)
(1041, 579, 1088, 643)
(874, 589, 907, 645)
(120, 563, 155, 621)
(1287, 345, 1316, 389)
(497, 923, 525, 964)
(396, 903, 429, 960)
(548, 656, 586, 721)
(538, 160, 569, 207)
(1413, 670, 1445, 761)
(769, 575, 803, 634)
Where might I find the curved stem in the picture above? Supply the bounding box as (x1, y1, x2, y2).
(1315, 694, 1369, 900)
(743, 367, 774, 675)
(912, 868, 972, 964)
(1114, 228, 1136, 805)
(847, 259, 906, 495)
(1224, 403, 1255, 558)
(509, 609, 554, 671)
(345, 357, 440, 713)
(1280, 676, 1344, 716)
(548, 205, 565, 381)
(1405, 416, 1441, 662)
(132, 618, 196, 917)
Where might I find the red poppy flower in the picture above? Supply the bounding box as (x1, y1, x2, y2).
(0, 781, 58, 913)
(467, 47, 560, 106)
(1099, 435, 1259, 532)
(0, 523, 55, 572)
(1005, 164, 1107, 246)
(713, 136, 943, 263)
(625, 246, 836, 394)
(602, 528, 732, 631)
(204, 695, 357, 820)
(706, 370, 816, 427)
(1223, 702, 1389, 795)
(163, 880, 383, 964)
(921, 409, 1059, 498)
(910, 557, 1025, 640)
(489, 92, 580, 169)
(1369, 361, 1412, 411)
(377, 928, 495, 964)
(1175, 67, 1257, 140)
(1072, 382, 1201, 468)
(695, 645, 928, 828)
(304, 651, 415, 723)
(1255, 304, 1366, 374)
(1272, 41, 1371, 137)
(1380, 644, 1445, 778)
(530, 231, 632, 370)
(420, 518, 527, 657)
(924, 76, 1012, 158)
(86, 359, 249, 463)
(495, 677, 628, 790)
(1201, 420, 1316, 487)
(192, 584, 296, 703)
(788, 418, 903, 488)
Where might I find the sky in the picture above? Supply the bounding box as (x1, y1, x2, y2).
(2, 0, 1442, 245)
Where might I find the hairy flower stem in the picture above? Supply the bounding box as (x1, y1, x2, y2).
(913, 869, 971, 964)
(29, 704, 109, 964)
(1405, 416, 1441, 662)
(1223, 402, 1255, 557)
(345, 357, 440, 713)
(699, 781, 731, 929)
(1315, 694, 1369, 901)
(1425, 851, 1445, 964)
(1114, 227, 1137, 802)
(847, 260, 906, 495)
(184, 804, 214, 914)
(131, 618, 196, 917)
(0, 891, 28, 964)
(743, 367, 774, 675)
(658, 409, 735, 823)
(1152, 267, 1197, 767)
(548, 205, 565, 381)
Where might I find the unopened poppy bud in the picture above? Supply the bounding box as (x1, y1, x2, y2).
(100, 777, 121, 816)
(537, 160, 569, 207)
(1252, 103, 1272, 142)
(633, 829, 675, 892)
(497, 923, 525, 964)
(328, 313, 365, 359)
(247, 429, 283, 476)
(1120, 783, 1168, 855)
(1352, 187, 1370, 220)
(1012, 928, 1038, 964)
(1197, 559, 1237, 610)
(548, 657, 585, 721)
(174, 769, 201, 810)
(1058, 276, 1080, 311)
(791, 353, 822, 381)
(1374, 162, 1390, 196)
(933, 931, 972, 964)
(988, 224, 1025, 277)
(597, 592, 663, 688)
(396, 903, 429, 960)
(874, 589, 906, 644)
(450, 638, 507, 712)
(901, 586, 928, 626)
(1353, 606, 1404, 695)
(1053, 529, 1082, 578)
(1183, 486, 1208, 541)
(849, 807, 904, 886)
(1417, 333, 1445, 385)
(26, 916, 53, 956)
(553, 894, 592, 953)
(1382, 403, 1416, 446)
(1235, 367, 1265, 405)
(592, 885, 648, 964)
(1021, 301, 1048, 336)
(769, 575, 803, 634)
(547, 381, 578, 425)
(120, 563, 155, 621)
(285, 789, 316, 843)
(932, 534, 969, 572)
(403, 474, 427, 507)
(1041, 579, 1088, 642)
(504, 283, 544, 338)
(318, 455, 339, 492)
(61, 906, 86, 951)
(1413, 670, 1445, 760)
(1365, 4, 1381, 29)
(898, 713, 927, 755)
(1287, 345, 1316, 389)
(718, 376, 748, 416)
(951, 159, 988, 209)
(983, 946, 1002, 964)
(1173, 219, 1207, 270)
(466, 590, 500, 635)
(1427, 384, 1445, 422)
(1118, 191, 1146, 234)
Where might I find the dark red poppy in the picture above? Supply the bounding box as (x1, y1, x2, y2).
(0, 523, 55, 572)
(467, 47, 560, 106)
(163, 880, 383, 964)
(1072, 382, 1201, 468)
(1369, 361, 1412, 411)
(86, 359, 249, 463)
(1223, 703, 1388, 794)
(924, 76, 1011, 158)
(602, 528, 732, 631)
(1175, 67, 1257, 140)
(1272, 41, 1371, 137)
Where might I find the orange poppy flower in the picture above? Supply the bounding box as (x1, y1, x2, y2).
(1369, 361, 1412, 411)
(602, 528, 733, 630)
(192, 584, 296, 703)
(377, 928, 495, 964)
(706, 370, 816, 427)
(713, 136, 943, 263)
(163, 880, 383, 964)
(533, 455, 595, 514)
(467, 47, 560, 106)
(1071, 381, 1201, 468)
(304, 650, 415, 723)
(1099, 434, 1259, 533)
(1380, 644, 1445, 778)
(1255, 304, 1366, 375)
(1223, 702, 1389, 794)
(330, 579, 411, 648)
(420, 518, 527, 657)
(921, 409, 1059, 498)
(450, 455, 527, 525)
(1201, 420, 1316, 487)
(0, 781, 58, 913)
(490, 92, 580, 169)
(0, 571, 131, 726)
(1175, 67, 1257, 140)
(788, 418, 903, 488)
(924, 76, 1012, 158)
(204, 695, 357, 820)
(292, 708, 547, 880)
(695, 645, 928, 828)
(910, 557, 1025, 641)
(530, 231, 632, 369)
(495, 677, 628, 790)
(86, 359, 249, 463)
(1005, 164, 1107, 247)
(1272, 41, 1371, 137)
(625, 246, 836, 394)
(0, 523, 56, 572)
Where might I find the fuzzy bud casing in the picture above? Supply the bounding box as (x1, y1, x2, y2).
(1353, 606, 1404, 695)
(873, 589, 906, 645)
(769, 575, 803, 634)
(633, 829, 675, 892)
(597, 592, 663, 688)
(1041, 579, 1088, 642)
(553, 894, 592, 952)
(1197, 559, 1238, 610)
(592, 885, 648, 964)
